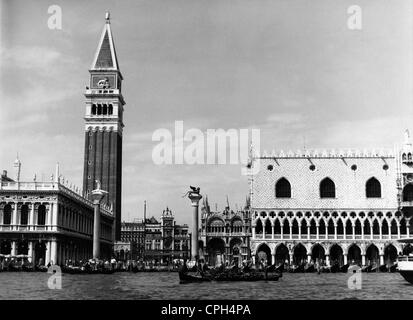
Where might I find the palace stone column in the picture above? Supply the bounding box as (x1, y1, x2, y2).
(188, 189, 202, 261)
(91, 184, 107, 260)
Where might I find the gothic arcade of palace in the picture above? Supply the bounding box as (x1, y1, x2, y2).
(0, 15, 124, 264)
(248, 133, 413, 267)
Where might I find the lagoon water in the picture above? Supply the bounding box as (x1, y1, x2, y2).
(0, 272, 412, 300)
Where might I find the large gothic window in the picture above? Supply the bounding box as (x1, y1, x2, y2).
(403, 184, 413, 202)
(275, 178, 291, 198)
(320, 178, 335, 198)
(366, 177, 381, 198)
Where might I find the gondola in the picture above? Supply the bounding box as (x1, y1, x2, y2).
(320, 266, 331, 273)
(370, 264, 379, 273)
(340, 264, 349, 273)
(389, 264, 397, 273)
(379, 264, 388, 272)
(275, 264, 284, 273)
(304, 264, 315, 273)
(330, 263, 340, 273)
(179, 272, 212, 283)
(361, 265, 372, 272)
(289, 263, 305, 273)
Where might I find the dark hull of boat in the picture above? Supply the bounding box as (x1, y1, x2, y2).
(275, 264, 284, 273)
(289, 264, 305, 273)
(330, 264, 340, 273)
(340, 264, 349, 273)
(389, 264, 397, 273)
(305, 265, 315, 273)
(361, 265, 372, 273)
(320, 266, 330, 273)
(179, 272, 211, 283)
(179, 271, 280, 283)
(379, 265, 388, 272)
(399, 270, 413, 284)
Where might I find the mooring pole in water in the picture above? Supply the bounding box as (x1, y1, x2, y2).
(188, 189, 202, 262)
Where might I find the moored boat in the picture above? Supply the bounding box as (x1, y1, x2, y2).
(379, 264, 388, 272)
(361, 265, 372, 273)
(397, 255, 413, 284)
(304, 264, 315, 273)
(340, 264, 349, 273)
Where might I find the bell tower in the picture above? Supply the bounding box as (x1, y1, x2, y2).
(83, 12, 124, 240)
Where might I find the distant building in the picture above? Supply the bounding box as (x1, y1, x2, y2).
(199, 197, 252, 267)
(114, 207, 190, 263)
(0, 161, 114, 265)
(247, 131, 413, 268)
(114, 220, 145, 261)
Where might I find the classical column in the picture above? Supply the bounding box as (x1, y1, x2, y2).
(187, 189, 202, 261)
(398, 223, 401, 239)
(289, 226, 292, 239)
(343, 254, 348, 265)
(263, 222, 266, 239)
(289, 252, 293, 264)
(298, 224, 301, 239)
(29, 203, 35, 229)
(271, 223, 274, 239)
(45, 241, 51, 266)
(334, 225, 337, 240)
(307, 254, 311, 263)
(379, 254, 384, 266)
(91, 186, 108, 260)
(50, 240, 57, 265)
(407, 221, 410, 237)
(11, 241, 16, 256)
(370, 226, 373, 239)
(379, 223, 383, 240)
(352, 225, 355, 239)
(28, 241, 33, 263)
(280, 224, 284, 239)
(325, 254, 330, 266)
(48, 203, 53, 229)
(271, 253, 275, 265)
(362, 254, 366, 266)
(12, 203, 18, 229)
(252, 226, 256, 239)
(252, 255, 256, 265)
(307, 226, 310, 239)
(316, 225, 319, 239)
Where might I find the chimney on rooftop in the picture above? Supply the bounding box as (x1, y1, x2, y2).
(2, 170, 7, 177)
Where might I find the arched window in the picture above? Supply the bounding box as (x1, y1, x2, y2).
(97, 104, 102, 115)
(3, 204, 12, 225)
(37, 205, 46, 226)
(364, 219, 371, 234)
(275, 178, 291, 198)
(102, 104, 108, 115)
(403, 184, 413, 202)
(320, 178, 335, 198)
(20, 205, 29, 225)
(366, 177, 381, 198)
(108, 104, 113, 115)
(91, 104, 97, 115)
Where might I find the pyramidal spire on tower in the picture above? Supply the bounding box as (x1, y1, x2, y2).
(91, 12, 120, 71)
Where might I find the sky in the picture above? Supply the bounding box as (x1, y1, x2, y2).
(0, 0, 412, 227)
